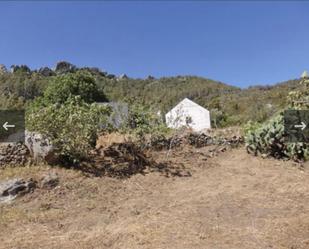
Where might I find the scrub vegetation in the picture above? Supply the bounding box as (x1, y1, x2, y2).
(0, 62, 301, 127)
(0, 62, 307, 163)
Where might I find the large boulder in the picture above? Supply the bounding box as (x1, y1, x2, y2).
(38, 67, 55, 77)
(40, 172, 59, 189)
(0, 64, 8, 74)
(80, 67, 107, 76)
(0, 178, 36, 203)
(10, 65, 31, 74)
(55, 61, 76, 74)
(25, 131, 58, 164)
(147, 75, 155, 80)
(106, 74, 116, 79)
(118, 74, 128, 80)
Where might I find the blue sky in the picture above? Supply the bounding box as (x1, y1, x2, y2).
(0, 1, 308, 87)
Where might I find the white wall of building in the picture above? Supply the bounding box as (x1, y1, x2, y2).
(165, 98, 211, 132)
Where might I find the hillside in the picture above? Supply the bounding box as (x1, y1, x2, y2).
(100, 76, 300, 126)
(0, 62, 301, 126)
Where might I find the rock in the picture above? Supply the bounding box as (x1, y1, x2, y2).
(0, 64, 8, 74)
(80, 67, 106, 76)
(118, 74, 128, 80)
(0, 178, 36, 203)
(106, 74, 116, 79)
(147, 75, 155, 80)
(10, 65, 17, 73)
(38, 67, 55, 77)
(55, 61, 76, 74)
(40, 172, 59, 189)
(186, 133, 213, 147)
(25, 131, 58, 164)
(10, 65, 31, 73)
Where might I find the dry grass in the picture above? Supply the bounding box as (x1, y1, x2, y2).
(1, 147, 309, 249)
(0, 164, 47, 181)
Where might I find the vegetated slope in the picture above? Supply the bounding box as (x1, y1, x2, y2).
(104, 77, 301, 125)
(100, 75, 240, 113)
(0, 62, 301, 126)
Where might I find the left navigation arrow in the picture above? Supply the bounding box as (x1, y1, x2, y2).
(3, 121, 15, 131)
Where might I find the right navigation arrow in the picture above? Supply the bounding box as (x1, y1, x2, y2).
(294, 121, 307, 130)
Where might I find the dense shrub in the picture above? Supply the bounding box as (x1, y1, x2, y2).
(25, 71, 112, 164)
(121, 100, 169, 143)
(43, 71, 107, 104)
(26, 96, 111, 164)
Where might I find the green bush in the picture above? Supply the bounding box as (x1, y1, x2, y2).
(121, 100, 169, 142)
(25, 71, 112, 164)
(26, 96, 111, 164)
(43, 71, 107, 104)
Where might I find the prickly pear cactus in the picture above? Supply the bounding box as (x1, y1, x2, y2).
(246, 115, 284, 158)
(245, 72, 309, 161)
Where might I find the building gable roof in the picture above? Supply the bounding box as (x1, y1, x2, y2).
(168, 98, 209, 114)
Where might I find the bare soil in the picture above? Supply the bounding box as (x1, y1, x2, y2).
(1, 146, 309, 249)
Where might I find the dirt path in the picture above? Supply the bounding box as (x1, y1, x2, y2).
(1, 148, 309, 249)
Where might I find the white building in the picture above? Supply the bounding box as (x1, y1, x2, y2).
(165, 98, 211, 132)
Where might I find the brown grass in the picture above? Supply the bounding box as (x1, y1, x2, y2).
(0, 146, 309, 249)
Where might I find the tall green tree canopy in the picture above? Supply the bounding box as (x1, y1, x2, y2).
(43, 71, 107, 104)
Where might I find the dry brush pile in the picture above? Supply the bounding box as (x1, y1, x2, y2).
(78, 131, 244, 178)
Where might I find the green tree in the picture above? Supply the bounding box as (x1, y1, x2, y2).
(26, 71, 111, 164)
(43, 71, 107, 104)
(26, 96, 111, 164)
